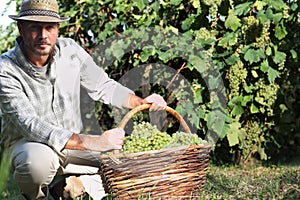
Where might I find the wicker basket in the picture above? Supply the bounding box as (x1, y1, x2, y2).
(99, 104, 211, 199)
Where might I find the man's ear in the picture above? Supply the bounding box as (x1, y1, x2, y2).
(57, 23, 60, 36)
(17, 21, 23, 35)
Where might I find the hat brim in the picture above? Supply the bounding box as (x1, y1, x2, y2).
(9, 15, 70, 22)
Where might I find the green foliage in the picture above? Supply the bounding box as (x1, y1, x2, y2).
(0, 23, 18, 55)
(0, 0, 299, 166)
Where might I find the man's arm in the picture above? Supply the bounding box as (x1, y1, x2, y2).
(64, 93, 167, 152)
(122, 93, 143, 109)
(64, 128, 125, 151)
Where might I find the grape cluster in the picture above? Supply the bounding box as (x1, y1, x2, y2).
(166, 131, 207, 148)
(241, 16, 259, 44)
(122, 122, 207, 153)
(202, 0, 222, 26)
(122, 122, 172, 153)
(228, 60, 247, 99)
(254, 79, 279, 116)
(254, 22, 270, 49)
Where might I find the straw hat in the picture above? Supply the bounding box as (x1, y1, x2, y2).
(9, 0, 69, 22)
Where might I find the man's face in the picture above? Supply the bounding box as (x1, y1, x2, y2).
(18, 21, 60, 57)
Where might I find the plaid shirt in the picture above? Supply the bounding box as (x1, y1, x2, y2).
(0, 37, 133, 151)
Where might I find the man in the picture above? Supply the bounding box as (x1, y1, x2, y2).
(0, 0, 167, 199)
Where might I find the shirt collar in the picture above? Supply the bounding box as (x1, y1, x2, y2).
(6, 36, 58, 80)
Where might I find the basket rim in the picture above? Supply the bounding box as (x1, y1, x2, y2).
(118, 104, 192, 133)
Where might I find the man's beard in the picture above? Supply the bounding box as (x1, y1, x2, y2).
(30, 45, 56, 63)
(36, 46, 56, 64)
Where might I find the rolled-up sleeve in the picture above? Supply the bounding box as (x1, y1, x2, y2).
(74, 41, 134, 108)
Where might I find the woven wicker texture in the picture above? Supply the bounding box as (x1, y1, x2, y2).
(22, 0, 59, 13)
(100, 104, 211, 199)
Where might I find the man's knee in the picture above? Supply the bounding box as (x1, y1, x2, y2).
(12, 140, 60, 185)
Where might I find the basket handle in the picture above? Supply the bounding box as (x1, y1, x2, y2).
(118, 104, 191, 133)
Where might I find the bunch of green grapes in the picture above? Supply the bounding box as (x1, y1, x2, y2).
(123, 122, 207, 153)
(202, 0, 222, 25)
(254, 80, 280, 116)
(166, 131, 207, 148)
(130, 121, 158, 138)
(241, 16, 259, 44)
(254, 22, 270, 49)
(122, 122, 172, 153)
(228, 60, 247, 99)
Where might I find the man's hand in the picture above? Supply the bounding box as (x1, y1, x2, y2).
(122, 93, 167, 111)
(142, 94, 167, 111)
(98, 128, 125, 150)
(65, 128, 125, 152)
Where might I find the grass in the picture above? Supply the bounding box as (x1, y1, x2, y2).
(199, 164, 300, 200)
(1, 164, 299, 199)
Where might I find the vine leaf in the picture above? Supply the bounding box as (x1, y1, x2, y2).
(269, 0, 287, 11)
(225, 11, 241, 31)
(192, 0, 200, 8)
(275, 23, 288, 40)
(228, 96, 244, 116)
(268, 67, 280, 83)
(244, 48, 264, 64)
(189, 55, 206, 73)
(206, 110, 226, 138)
(290, 49, 297, 59)
(170, 0, 181, 6)
(193, 87, 203, 104)
(234, 2, 252, 16)
(218, 32, 237, 47)
(260, 60, 269, 73)
(231, 104, 244, 116)
(226, 122, 242, 147)
(259, 57, 280, 83)
(253, 1, 267, 10)
(250, 103, 259, 114)
(135, 0, 147, 10)
(273, 47, 286, 64)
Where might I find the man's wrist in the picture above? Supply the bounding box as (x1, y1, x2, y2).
(123, 93, 143, 109)
(64, 133, 86, 150)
